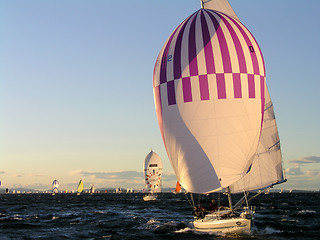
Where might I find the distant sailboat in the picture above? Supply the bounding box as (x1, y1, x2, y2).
(174, 181, 182, 194)
(143, 150, 162, 201)
(52, 180, 59, 195)
(77, 180, 84, 195)
(90, 184, 95, 194)
(153, 0, 286, 234)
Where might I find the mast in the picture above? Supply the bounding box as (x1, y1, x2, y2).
(226, 187, 233, 212)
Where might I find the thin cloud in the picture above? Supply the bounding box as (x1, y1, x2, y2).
(69, 170, 178, 182)
(162, 171, 178, 181)
(290, 156, 320, 165)
(13, 173, 43, 178)
(0, 171, 5, 174)
(306, 169, 320, 177)
(70, 170, 142, 180)
(286, 167, 304, 176)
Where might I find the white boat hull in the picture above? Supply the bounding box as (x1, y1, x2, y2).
(143, 194, 157, 201)
(194, 217, 251, 234)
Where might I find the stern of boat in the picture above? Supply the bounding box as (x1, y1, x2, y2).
(193, 207, 255, 234)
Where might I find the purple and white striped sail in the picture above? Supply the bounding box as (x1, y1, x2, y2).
(153, 5, 284, 194)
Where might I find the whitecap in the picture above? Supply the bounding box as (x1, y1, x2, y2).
(175, 227, 192, 233)
(297, 210, 317, 215)
(147, 218, 159, 224)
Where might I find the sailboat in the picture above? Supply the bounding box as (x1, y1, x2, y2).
(143, 150, 163, 201)
(77, 180, 84, 195)
(152, 0, 286, 234)
(90, 184, 95, 194)
(173, 181, 182, 194)
(52, 180, 59, 195)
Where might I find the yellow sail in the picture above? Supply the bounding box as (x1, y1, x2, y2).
(77, 180, 84, 193)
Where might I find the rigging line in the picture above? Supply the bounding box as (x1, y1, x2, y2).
(184, 192, 194, 208)
(269, 140, 280, 150)
(233, 192, 247, 210)
(244, 191, 249, 207)
(198, 194, 202, 206)
(264, 102, 273, 111)
(190, 193, 196, 208)
(247, 191, 263, 203)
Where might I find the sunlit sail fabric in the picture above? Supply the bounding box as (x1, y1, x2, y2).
(201, 0, 239, 21)
(77, 180, 84, 193)
(144, 150, 163, 193)
(90, 184, 95, 193)
(52, 180, 59, 193)
(153, 8, 268, 194)
(229, 88, 285, 193)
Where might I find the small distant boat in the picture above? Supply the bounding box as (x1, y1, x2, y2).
(143, 150, 162, 201)
(172, 181, 182, 194)
(89, 184, 95, 194)
(52, 180, 59, 195)
(143, 194, 157, 201)
(77, 180, 84, 195)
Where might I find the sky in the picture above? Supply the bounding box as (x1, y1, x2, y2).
(1, 0, 319, 192)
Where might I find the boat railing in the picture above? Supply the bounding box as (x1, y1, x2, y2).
(194, 208, 235, 220)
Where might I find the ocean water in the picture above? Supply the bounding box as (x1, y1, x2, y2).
(0, 192, 319, 239)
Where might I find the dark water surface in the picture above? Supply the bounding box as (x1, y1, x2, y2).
(0, 192, 319, 239)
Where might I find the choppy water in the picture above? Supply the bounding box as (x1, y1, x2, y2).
(0, 192, 319, 239)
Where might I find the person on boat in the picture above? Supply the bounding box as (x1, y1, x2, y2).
(193, 204, 207, 219)
(208, 199, 218, 212)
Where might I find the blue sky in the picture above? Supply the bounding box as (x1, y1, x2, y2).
(1, 0, 319, 191)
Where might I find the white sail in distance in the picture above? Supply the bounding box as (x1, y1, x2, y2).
(90, 184, 95, 194)
(144, 150, 163, 193)
(153, 2, 285, 194)
(52, 180, 59, 193)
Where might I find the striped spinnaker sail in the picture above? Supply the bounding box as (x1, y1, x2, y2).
(153, 6, 284, 194)
(144, 150, 163, 193)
